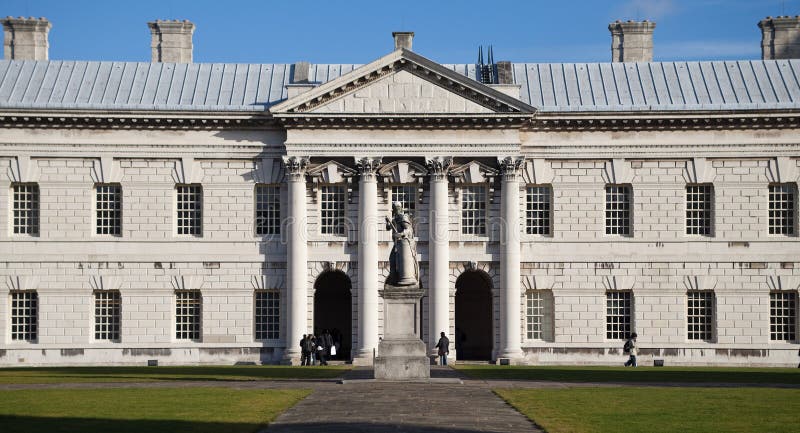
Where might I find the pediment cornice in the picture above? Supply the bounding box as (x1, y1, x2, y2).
(270, 49, 537, 123)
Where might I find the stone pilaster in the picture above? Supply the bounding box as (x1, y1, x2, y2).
(354, 157, 382, 364)
(425, 156, 453, 358)
(282, 156, 309, 364)
(498, 156, 524, 362)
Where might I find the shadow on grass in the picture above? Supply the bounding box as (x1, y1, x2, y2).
(0, 366, 348, 383)
(2, 417, 500, 433)
(457, 366, 800, 384)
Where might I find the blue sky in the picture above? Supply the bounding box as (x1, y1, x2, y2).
(2, 0, 795, 63)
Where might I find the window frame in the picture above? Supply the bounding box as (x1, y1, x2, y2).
(525, 290, 553, 341)
(175, 184, 203, 237)
(319, 184, 347, 236)
(769, 291, 798, 342)
(525, 184, 553, 236)
(605, 290, 632, 340)
(10, 291, 38, 342)
(175, 290, 202, 341)
(460, 184, 488, 236)
(604, 184, 632, 236)
(254, 184, 281, 236)
(768, 183, 797, 236)
(11, 183, 40, 236)
(685, 183, 714, 237)
(94, 183, 123, 237)
(94, 290, 122, 342)
(686, 290, 715, 342)
(254, 290, 280, 341)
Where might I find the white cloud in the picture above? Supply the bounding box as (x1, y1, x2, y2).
(619, 0, 678, 20)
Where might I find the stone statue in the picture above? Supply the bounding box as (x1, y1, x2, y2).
(385, 202, 419, 286)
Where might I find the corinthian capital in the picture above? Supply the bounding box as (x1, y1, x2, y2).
(425, 156, 453, 181)
(355, 157, 382, 180)
(282, 156, 310, 180)
(498, 156, 525, 181)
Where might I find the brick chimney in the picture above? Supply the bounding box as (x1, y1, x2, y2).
(608, 20, 656, 62)
(148, 20, 195, 63)
(392, 31, 413, 51)
(2, 16, 51, 60)
(759, 16, 800, 59)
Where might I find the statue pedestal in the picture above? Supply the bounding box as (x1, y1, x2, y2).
(374, 283, 431, 380)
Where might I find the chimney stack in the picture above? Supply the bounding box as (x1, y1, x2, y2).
(608, 20, 656, 62)
(2, 16, 51, 60)
(758, 16, 800, 60)
(148, 19, 195, 63)
(392, 31, 414, 51)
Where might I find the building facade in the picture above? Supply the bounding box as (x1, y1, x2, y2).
(0, 18, 799, 367)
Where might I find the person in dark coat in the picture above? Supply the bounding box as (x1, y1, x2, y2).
(435, 332, 450, 366)
(300, 334, 310, 366)
(316, 332, 328, 366)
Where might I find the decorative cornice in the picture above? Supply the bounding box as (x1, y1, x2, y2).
(354, 157, 382, 180)
(281, 156, 310, 180)
(498, 156, 525, 181)
(0, 110, 277, 130)
(529, 111, 800, 132)
(425, 156, 453, 181)
(274, 113, 532, 129)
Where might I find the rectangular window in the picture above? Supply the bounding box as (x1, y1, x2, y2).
(461, 185, 487, 235)
(255, 290, 280, 340)
(526, 185, 552, 235)
(687, 291, 714, 341)
(96, 184, 122, 236)
(255, 184, 281, 235)
(12, 183, 39, 235)
(391, 185, 417, 215)
(176, 184, 202, 236)
(320, 185, 346, 235)
(11, 291, 37, 341)
(606, 291, 632, 340)
(605, 185, 631, 236)
(769, 184, 796, 235)
(175, 290, 201, 340)
(686, 184, 713, 236)
(526, 291, 554, 340)
(94, 291, 121, 341)
(770, 292, 797, 342)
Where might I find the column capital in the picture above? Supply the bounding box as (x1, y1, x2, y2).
(355, 157, 382, 181)
(282, 156, 310, 180)
(425, 156, 453, 181)
(498, 156, 525, 181)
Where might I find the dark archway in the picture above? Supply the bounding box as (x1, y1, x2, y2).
(455, 271, 493, 361)
(313, 271, 352, 360)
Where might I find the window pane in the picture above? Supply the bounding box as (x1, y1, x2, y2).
(94, 291, 121, 341)
(606, 291, 631, 339)
(176, 185, 203, 236)
(461, 186, 487, 235)
(769, 184, 796, 235)
(605, 185, 631, 236)
(526, 185, 552, 235)
(686, 184, 713, 236)
(12, 184, 40, 235)
(11, 291, 38, 341)
(320, 185, 346, 235)
(255, 291, 280, 340)
(96, 184, 122, 236)
(175, 291, 201, 340)
(770, 292, 797, 341)
(255, 185, 281, 235)
(687, 291, 714, 341)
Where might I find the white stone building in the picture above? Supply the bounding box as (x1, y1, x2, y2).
(0, 16, 798, 367)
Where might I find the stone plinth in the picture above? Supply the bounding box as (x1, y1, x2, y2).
(374, 283, 430, 380)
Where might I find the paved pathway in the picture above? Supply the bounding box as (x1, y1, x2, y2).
(264, 367, 541, 433)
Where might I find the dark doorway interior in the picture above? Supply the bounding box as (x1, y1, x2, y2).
(313, 271, 352, 361)
(454, 271, 493, 361)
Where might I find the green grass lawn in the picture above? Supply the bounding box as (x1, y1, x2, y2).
(0, 387, 310, 433)
(496, 387, 800, 433)
(455, 365, 800, 384)
(0, 365, 349, 384)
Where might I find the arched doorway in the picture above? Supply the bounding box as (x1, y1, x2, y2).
(313, 271, 352, 360)
(455, 271, 493, 361)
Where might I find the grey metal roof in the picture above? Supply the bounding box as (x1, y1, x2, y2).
(2, 59, 800, 113)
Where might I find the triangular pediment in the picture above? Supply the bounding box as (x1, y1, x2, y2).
(270, 49, 536, 117)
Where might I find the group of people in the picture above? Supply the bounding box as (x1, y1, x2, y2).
(299, 329, 341, 366)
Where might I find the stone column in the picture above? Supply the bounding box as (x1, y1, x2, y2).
(282, 156, 309, 365)
(425, 156, 453, 358)
(354, 157, 382, 364)
(498, 156, 524, 362)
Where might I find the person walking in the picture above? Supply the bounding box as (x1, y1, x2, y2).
(623, 332, 638, 367)
(316, 332, 328, 366)
(300, 334, 309, 366)
(301, 334, 314, 366)
(435, 332, 450, 366)
(309, 335, 318, 365)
